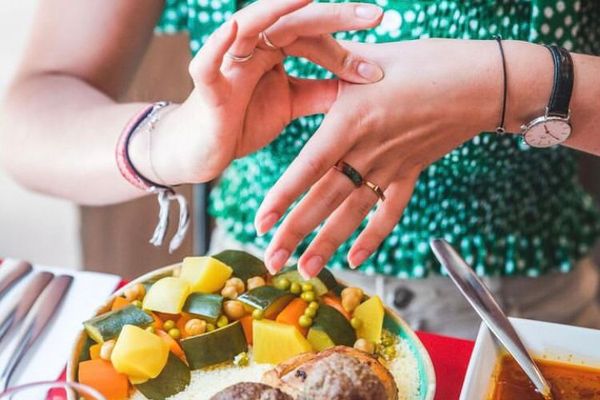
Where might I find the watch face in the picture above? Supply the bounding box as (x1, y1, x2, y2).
(523, 118, 572, 148)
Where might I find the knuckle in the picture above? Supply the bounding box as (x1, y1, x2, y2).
(316, 235, 341, 256)
(323, 187, 348, 211)
(353, 196, 375, 217)
(300, 156, 325, 179)
(283, 223, 306, 244)
(354, 106, 379, 134)
(329, 5, 345, 21)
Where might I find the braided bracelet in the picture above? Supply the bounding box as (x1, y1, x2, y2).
(116, 101, 189, 253)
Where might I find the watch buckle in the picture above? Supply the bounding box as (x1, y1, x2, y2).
(545, 106, 571, 121)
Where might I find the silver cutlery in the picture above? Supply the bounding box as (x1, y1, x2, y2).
(0, 272, 54, 344)
(430, 238, 553, 400)
(0, 275, 73, 392)
(0, 262, 32, 300)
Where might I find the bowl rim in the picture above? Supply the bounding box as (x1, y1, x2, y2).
(67, 263, 436, 400)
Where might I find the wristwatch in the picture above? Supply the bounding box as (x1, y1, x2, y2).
(520, 45, 574, 148)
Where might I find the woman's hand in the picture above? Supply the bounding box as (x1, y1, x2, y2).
(255, 39, 508, 277)
(138, 0, 385, 186)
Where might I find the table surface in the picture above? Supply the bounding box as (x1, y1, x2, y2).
(416, 331, 474, 400)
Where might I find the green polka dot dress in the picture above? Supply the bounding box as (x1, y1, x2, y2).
(157, 0, 600, 278)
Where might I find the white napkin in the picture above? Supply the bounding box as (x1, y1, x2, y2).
(0, 259, 121, 387)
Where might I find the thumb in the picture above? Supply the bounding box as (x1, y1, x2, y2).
(289, 77, 339, 118)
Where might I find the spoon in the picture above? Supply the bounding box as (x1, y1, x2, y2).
(429, 238, 553, 400)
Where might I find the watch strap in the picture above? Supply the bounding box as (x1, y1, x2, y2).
(544, 45, 574, 118)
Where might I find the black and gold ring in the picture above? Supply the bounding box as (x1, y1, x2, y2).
(334, 161, 363, 187)
(364, 180, 386, 201)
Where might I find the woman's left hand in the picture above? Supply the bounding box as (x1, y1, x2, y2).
(255, 39, 510, 277)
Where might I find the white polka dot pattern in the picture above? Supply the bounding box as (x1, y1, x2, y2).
(156, 0, 600, 277)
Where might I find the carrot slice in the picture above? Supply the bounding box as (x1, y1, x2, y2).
(176, 313, 192, 338)
(156, 329, 187, 363)
(78, 359, 129, 400)
(110, 296, 130, 311)
(239, 315, 253, 344)
(323, 294, 351, 321)
(276, 298, 309, 336)
(150, 312, 164, 331)
(89, 343, 102, 360)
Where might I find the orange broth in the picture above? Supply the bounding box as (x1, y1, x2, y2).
(489, 354, 600, 400)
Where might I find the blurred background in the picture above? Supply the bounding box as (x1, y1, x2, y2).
(0, 1, 598, 275)
(0, 0, 81, 268)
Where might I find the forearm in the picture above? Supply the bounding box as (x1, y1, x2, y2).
(500, 40, 600, 155)
(0, 73, 154, 205)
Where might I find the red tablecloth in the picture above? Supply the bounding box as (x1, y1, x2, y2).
(58, 279, 475, 399)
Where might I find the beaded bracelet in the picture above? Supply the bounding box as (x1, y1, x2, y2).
(116, 101, 189, 253)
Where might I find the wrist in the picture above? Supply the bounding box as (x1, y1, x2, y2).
(128, 103, 182, 187)
(501, 40, 554, 133)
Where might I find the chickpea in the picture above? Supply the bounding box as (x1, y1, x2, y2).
(223, 300, 246, 320)
(221, 285, 238, 299)
(100, 340, 116, 360)
(354, 338, 375, 354)
(225, 277, 245, 294)
(184, 318, 207, 336)
(341, 287, 363, 313)
(123, 283, 146, 302)
(247, 276, 266, 291)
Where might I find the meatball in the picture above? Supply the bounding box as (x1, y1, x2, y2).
(210, 382, 293, 400)
(298, 353, 387, 400)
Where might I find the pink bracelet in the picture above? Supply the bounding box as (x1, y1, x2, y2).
(116, 102, 171, 192)
(115, 101, 189, 253)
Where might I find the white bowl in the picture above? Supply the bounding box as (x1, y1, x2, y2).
(460, 317, 600, 399)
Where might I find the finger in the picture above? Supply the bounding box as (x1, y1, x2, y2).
(285, 36, 384, 83)
(347, 171, 420, 268)
(263, 157, 371, 274)
(188, 20, 238, 104)
(255, 106, 357, 237)
(263, 2, 382, 47)
(228, 0, 311, 58)
(297, 170, 391, 278)
(289, 77, 339, 118)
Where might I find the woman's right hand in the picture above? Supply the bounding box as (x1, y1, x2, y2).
(135, 0, 385, 186)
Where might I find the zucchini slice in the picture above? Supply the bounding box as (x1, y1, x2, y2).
(275, 266, 338, 296)
(311, 304, 356, 346)
(237, 286, 293, 318)
(213, 250, 268, 281)
(83, 305, 153, 343)
(182, 293, 223, 323)
(181, 321, 248, 369)
(135, 352, 191, 400)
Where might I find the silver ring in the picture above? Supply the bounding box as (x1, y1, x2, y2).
(225, 49, 255, 63)
(260, 31, 279, 50)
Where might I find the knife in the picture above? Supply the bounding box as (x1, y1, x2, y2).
(0, 275, 73, 392)
(0, 261, 32, 300)
(0, 271, 54, 344)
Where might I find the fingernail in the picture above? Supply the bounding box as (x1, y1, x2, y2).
(300, 255, 324, 278)
(256, 212, 279, 236)
(355, 4, 382, 19)
(349, 249, 370, 269)
(267, 248, 290, 274)
(357, 62, 384, 82)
